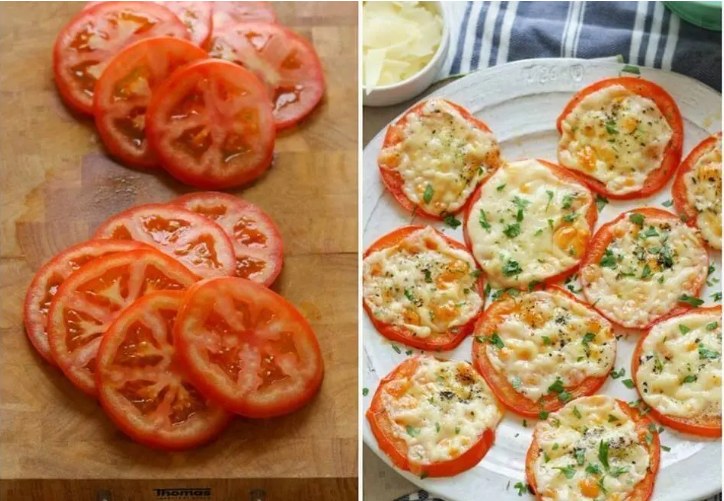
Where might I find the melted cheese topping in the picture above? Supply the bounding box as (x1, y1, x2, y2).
(533, 395, 650, 501)
(684, 136, 722, 249)
(636, 311, 721, 419)
(466, 159, 594, 288)
(559, 85, 673, 196)
(581, 213, 708, 328)
(380, 357, 502, 464)
(378, 99, 501, 215)
(363, 227, 483, 339)
(484, 290, 615, 402)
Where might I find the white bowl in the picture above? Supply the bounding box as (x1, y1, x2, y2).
(362, 1, 450, 107)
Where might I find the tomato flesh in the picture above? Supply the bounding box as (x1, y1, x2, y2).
(96, 290, 231, 449)
(54, 1, 189, 115)
(173, 277, 324, 418)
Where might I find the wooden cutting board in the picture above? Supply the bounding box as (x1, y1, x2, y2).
(0, 2, 358, 499)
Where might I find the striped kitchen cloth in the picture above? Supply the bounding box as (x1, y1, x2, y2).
(439, 1, 722, 91)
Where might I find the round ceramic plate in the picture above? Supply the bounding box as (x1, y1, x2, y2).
(362, 58, 722, 501)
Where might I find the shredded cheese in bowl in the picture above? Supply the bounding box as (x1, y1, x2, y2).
(363, 1, 444, 89)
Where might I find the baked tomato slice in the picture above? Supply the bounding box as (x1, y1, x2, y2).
(362, 225, 484, 351)
(526, 395, 660, 501)
(145, 59, 276, 189)
(94, 203, 236, 279)
(173, 277, 324, 418)
(378, 99, 501, 218)
(366, 356, 502, 477)
(579, 207, 709, 330)
(207, 21, 325, 130)
(173, 192, 283, 286)
(24, 240, 147, 365)
(93, 37, 207, 168)
(47, 248, 197, 396)
(54, 1, 189, 115)
(556, 77, 683, 199)
(96, 290, 231, 449)
(472, 287, 615, 418)
(631, 306, 722, 438)
(672, 132, 722, 250)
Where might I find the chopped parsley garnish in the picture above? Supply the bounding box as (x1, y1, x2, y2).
(435, 422, 440, 433)
(610, 466, 628, 478)
(698, 345, 720, 360)
(528, 280, 541, 291)
(503, 259, 522, 277)
(598, 440, 609, 470)
(641, 264, 652, 279)
(488, 333, 505, 349)
(406, 425, 420, 437)
(542, 335, 552, 346)
(605, 119, 618, 135)
(545, 190, 554, 210)
(504, 223, 521, 238)
(404, 289, 415, 302)
(511, 376, 522, 389)
(391, 344, 401, 354)
(610, 367, 625, 379)
(496, 184, 506, 191)
(513, 196, 530, 222)
(538, 410, 549, 420)
(582, 332, 596, 347)
(443, 215, 461, 229)
(629, 213, 645, 226)
(362, 387, 369, 396)
(678, 294, 704, 307)
(562, 194, 575, 210)
(706, 321, 718, 330)
(573, 406, 582, 419)
(422, 269, 433, 283)
(423, 184, 434, 204)
(678, 324, 690, 334)
(562, 213, 577, 223)
(595, 194, 608, 212)
(586, 463, 602, 475)
(471, 269, 482, 279)
(712, 292, 722, 302)
(575, 448, 585, 466)
(600, 248, 617, 268)
(642, 226, 659, 238)
(554, 465, 576, 479)
(622, 379, 635, 389)
(661, 445, 671, 452)
(682, 374, 698, 384)
(662, 199, 674, 207)
(548, 377, 571, 402)
(479, 209, 491, 232)
(513, 482, 528, 496)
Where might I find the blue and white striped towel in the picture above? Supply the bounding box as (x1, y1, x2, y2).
(439, 1, 722, 91)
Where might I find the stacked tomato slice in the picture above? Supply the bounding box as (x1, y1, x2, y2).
(23, 193, 322, 450)
(53, 2, 325, 189)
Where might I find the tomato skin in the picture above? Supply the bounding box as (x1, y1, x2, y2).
(525, 399, 660, 501)
(471, 286, 612, 418)
(462, 158, 597, 288)
(579, 207, 708, 330)
(93, 37, 207, 169)
(145, 59, 276, 190)
(366, 356, 497, 477)
(96, 290, 231, 450)
(173, 277, 324, 418)
(556, 77, 684, 200)
(672, 132, 722, 250)
(23, 240, 148, 365)
(363, 226, 484, 351)
(631, 306, 722, 438)
(378, 99, 497, 219)
(53, 1, 189, 115)
(172, 191, 284, 286)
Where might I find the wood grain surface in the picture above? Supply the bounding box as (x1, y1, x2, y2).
(0, 1, 358, 496)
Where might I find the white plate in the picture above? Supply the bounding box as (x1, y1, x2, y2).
(362, 58, 722, 501)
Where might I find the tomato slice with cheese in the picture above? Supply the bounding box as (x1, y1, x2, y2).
(579, 208, 708, 330)
(366, 356, 503, 478)
(96, 290, 231, 449)
(47, 248, 197, 396)
(463, 159, 597, 289)
(672, 132, 722, 250)
(23, 240, 148, 365)
(472, 287, 615, 418)
(93, 37, 207, 168)
(378, 98, 502, 218)
(173, 192, 283, 286)
(173, 277, 324, 418)
(557, 77, 683, 199)
(207, 21, 325, 129)
(53, 1, 189, 115)
(145, 59, 276, 189)
(631, 306, 722, 438)
(362, 225, 484, 351)
(93, 203, 236, 279)
(526, 395, 660, 501)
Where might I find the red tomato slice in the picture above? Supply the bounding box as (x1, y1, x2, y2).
(579, 207, 708, 330)
(93, 37, 207, 169)
(173, 277, 324, 418)
(145, 59, 276, 189)
(173, 192, 283, 286)
(47, 248, 197, 396)
(379, 99, 498, 219)
(556, 77, 684, 200)
(94, 203, 236, 279)
(462, 158, 598, 287)
(23, 240, 148, 365)
(472, 286, 612, 418)
(362, 225, 484, 351)
(525, 398, 660, 501)
(672, 132, 722, 249)
(54, 1, 189, 115)
(207, 21, 325, 130)
(631, 306, 722, 438)
(366, 356, 497, 477)
(96, 290, 231, 449)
